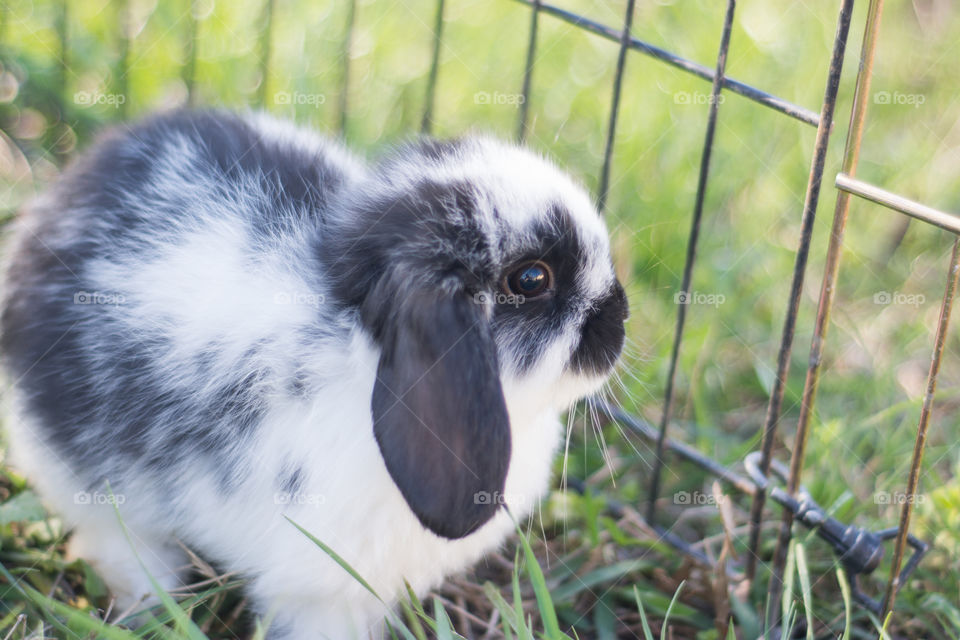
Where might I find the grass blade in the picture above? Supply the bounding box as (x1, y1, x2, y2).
(400, 598, 428, 640)
(512, 548, 535, 640)
(795, 543, 814, 640)
(106, 483, 205, 640)
(11, 580, 140, 640)
(836, 567, 852, 640)
(285, 517, 417, 640)
(513, 520, 564, 639)
(780, 539, 797, 635)
(483, 581, 521, 636)
(285, 517, 381, 603)
(433, 597, 456, 640)
(633, 585, 655, 640)
(660, 580, 685, 640)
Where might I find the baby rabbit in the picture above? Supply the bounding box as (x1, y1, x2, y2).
(1, 110, 627, 638)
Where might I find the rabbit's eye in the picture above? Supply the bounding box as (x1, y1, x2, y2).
(504, 261, 552, 298)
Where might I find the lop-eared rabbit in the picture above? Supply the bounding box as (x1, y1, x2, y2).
(1, 110, 628, 638)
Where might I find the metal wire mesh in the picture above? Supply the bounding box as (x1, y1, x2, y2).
(501, 0, 957, 627)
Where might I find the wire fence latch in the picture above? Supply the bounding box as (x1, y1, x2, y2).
(744, 452, 929, 614)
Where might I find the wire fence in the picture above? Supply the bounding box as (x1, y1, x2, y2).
(504, 0, 953, 629)
(3, 0, 957, 634)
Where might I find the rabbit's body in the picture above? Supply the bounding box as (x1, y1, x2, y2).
(2, 111, 627, 638)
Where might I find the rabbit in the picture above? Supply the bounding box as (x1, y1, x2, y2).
(0, 109, 628, 639)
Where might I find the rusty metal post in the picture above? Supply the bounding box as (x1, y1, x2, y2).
(882, 238, 960, 616)
(763, 0, 886, 622)
(744, 0, 856, 589)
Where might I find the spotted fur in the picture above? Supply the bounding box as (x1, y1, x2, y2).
(1, 109, 627, 639)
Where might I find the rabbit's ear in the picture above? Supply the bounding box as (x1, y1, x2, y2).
(372, 287, 511, 539)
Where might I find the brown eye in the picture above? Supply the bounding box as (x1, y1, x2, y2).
(504, 261, 552, 298)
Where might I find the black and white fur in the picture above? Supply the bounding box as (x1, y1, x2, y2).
(1, 110, 627, 638)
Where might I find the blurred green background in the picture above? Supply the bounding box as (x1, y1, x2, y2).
(2, 0, 960, 637)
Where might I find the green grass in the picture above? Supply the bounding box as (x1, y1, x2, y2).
(2, 0, 960, 637)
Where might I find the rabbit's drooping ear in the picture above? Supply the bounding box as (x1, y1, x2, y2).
(371, 285, 511, 539)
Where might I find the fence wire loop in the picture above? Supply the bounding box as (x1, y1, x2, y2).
(600, 405, 930, 617)
(744, 452, 929, 615)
